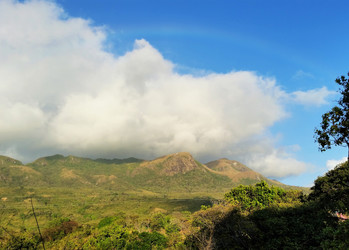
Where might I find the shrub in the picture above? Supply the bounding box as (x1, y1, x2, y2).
(3, 233, 39, 249)
(149, 213, 170, 231)
(83, 224, 168, 249)
(98, 216, 114, 229)
(130, 232, 168, 249)
(43, 219, 79, 241)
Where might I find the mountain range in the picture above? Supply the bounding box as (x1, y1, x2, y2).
(0, 152, 302, 194)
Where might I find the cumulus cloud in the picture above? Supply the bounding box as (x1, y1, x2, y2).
(326, 157, 347, 170)
(246, 149, 307, 178)
(0, 0, 321, 178)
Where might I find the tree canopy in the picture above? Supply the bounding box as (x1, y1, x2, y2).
(224, 180, 302, 211)
(308, 161, 349, 213)
(315, 72, 349, 161)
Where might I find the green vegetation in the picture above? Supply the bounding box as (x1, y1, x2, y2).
(1, 151, 348, 248)
(187, 163, 349, 249)
(308, 161, 349, 213)
(224, 180, 302, 211)
(1, 164, 348, 249)
(315, 72, 349, 161)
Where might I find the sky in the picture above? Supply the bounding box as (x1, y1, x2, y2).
(1, 0, 349, 187)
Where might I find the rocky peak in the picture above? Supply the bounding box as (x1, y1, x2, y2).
(141, 152, 202, 176)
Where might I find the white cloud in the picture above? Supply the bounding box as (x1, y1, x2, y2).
(0, 0, 316, 178)
(246, 149, 308, 178)
(0, 101, 46, 142)
(290, 87, 335, 107)
(292, 70, 314, 80)
(326, 157, 347, 170)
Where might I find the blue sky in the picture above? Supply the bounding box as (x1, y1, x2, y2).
(56, 0, 348, 79)
(1, 0, 349, 186)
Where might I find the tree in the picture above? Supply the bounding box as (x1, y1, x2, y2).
(224, 181, 302, 212)
(314, 72, 349, 162)
(308, 161, 349, 213)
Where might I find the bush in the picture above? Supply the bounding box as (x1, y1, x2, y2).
(149, 213, 170, 231)
(83, 224, 168, 249)
(83, 225, 131, 249)
(98, 216, 114, 229)
(129, 232, 168, 249)
(3, 233, 39, 249)
(43, 219, 79, 241)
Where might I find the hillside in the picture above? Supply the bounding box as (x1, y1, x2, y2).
(0, 152, 302, 193)
(206, 158, 284, 186)
(0, 158, 340, 249)
(0, 152, 307, 241)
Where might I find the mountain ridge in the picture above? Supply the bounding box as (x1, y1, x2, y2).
(0, 152, 305, 192)
(205, 158, 286, 187)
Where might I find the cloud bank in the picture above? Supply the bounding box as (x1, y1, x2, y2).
(0, 0, 333, 177)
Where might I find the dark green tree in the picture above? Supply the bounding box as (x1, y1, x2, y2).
(308, 161, 349, 213)
(314, 72, 349, 162)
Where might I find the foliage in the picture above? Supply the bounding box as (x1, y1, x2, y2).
(224, 180, 302, 211)
(132, 231, 168, 249)
(149, 213, 171, 231)
(42, 218, 79, 241)
(250, 203, 337, 249)
(314, 72, 349, 160)
(83, 225, 133, 249)
(82, 224, 168, 249)
(308, 161, 349, 213)
(184, 176, 347, 249)
(185, 204, 259, 249)
(320, 220, 349, 249)
(98, 216, 115, 229)
(148, 212, 181, 236)
(2, 232, 39, 249)
(185, 204, 232, 249)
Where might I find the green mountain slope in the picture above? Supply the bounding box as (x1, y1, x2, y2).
(0, 152, 302, 193)
(0, 155, 47, 186)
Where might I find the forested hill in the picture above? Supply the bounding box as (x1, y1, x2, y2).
(0, 152, 303, 193)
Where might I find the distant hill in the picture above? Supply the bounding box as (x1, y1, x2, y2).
(205, 158, 284, 186)
(205, 158, 308, 191)
(0, 152, 305, 193)
(0, 155, 22, 166)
